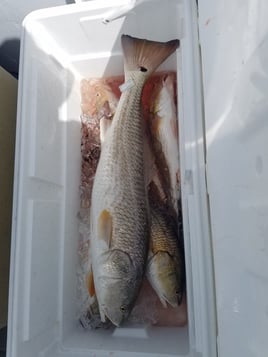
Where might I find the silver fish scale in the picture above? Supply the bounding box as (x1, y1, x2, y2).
(91, 72, 149, 271)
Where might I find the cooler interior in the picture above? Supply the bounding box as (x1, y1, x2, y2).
(8, 1, 216, 356)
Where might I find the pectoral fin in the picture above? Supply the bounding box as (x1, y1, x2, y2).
(86, 270, 96, 297)
(98, 209, 113, 248)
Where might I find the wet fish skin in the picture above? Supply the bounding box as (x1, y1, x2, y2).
(149, 73, 180, 213)
(90, 35, 180, 326)
(146, 73, 185, 309)
(146, 182, 185, 308)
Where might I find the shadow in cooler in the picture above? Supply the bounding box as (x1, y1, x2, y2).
(0, 327, 7, 357)
(0, 39, 20, 78)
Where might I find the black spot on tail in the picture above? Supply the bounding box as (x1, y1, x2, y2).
(139, 66, 147, 72)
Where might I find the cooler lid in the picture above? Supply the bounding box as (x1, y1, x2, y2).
(199, 1, 268, 356)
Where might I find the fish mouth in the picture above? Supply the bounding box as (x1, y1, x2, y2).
(100, 306, 123, 327)
(160, 294, 180, 308)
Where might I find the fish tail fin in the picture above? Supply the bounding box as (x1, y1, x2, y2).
(121, 35, 180, 75)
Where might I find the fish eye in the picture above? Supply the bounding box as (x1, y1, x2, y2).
(120, 305, 126, 312)
(96, 92, 100, 97)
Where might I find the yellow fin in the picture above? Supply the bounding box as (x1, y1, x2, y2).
(86, 270, 95, 297)
(98, 209, 113, 248)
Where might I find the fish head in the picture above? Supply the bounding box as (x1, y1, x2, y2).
(96, 249, 140, 326)
(147, 251, 183, 308)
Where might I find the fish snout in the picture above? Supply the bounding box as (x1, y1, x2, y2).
(101, 305, 126, 327)
(163, 287, 183, 308)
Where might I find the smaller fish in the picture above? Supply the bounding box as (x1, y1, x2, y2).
(129, 277, 187, 326)
(149, 73, 180, 213)
(146, 181, 185, 308)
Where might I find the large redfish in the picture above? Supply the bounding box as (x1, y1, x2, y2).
(89, 35, 179, 326)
